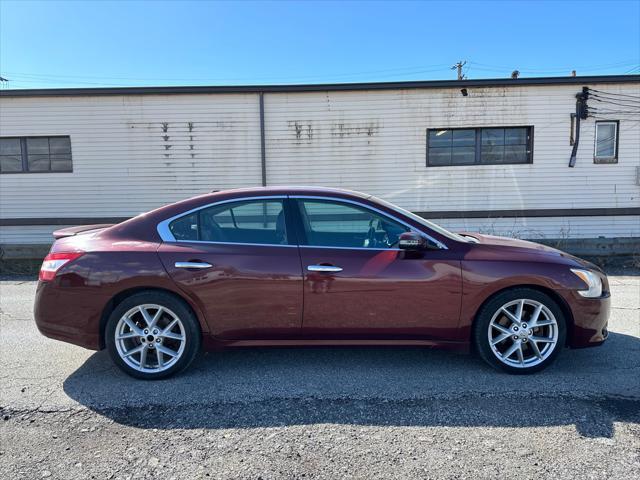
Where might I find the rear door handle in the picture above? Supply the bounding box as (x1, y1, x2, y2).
(175, 261, 213, 269)
(307, 265, 343, 273)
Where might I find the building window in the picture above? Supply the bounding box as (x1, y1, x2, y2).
(0, 136, 72, 173)
(594, 121, 618, 163)
(427, 127, 533, 166)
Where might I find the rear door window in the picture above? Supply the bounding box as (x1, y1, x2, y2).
(168, 199, 288, 245)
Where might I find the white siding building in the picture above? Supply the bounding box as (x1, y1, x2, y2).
(1, 75, 639, 257)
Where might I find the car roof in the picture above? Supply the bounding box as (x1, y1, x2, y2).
(207, 185, 372, 199)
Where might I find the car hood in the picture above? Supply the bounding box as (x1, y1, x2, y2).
(461, 233, 601, 271)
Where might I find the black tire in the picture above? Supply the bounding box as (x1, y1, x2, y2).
(105, 291, 202, 380)
(473, 288, 567, 374)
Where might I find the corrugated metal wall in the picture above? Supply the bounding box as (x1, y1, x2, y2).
(1, 82, 638, 244)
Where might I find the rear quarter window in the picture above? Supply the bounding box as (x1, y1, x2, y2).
(169, 212, 198, 241)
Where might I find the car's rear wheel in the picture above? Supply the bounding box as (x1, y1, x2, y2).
(105, 291, 201, 380)
(473, 288, 566, 374)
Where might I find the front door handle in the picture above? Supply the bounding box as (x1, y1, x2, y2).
(307, 265, 343, 273)
(175, 261, 213, 269)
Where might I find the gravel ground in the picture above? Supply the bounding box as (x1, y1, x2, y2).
(1, 275, 639, 479)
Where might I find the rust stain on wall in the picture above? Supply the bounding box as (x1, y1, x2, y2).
(288, 121, 313, 143)
(331, 121, 380, 138)
(126, 119, 250, 163)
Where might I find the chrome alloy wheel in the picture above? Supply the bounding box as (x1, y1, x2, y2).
(488, 299, 559, 368)
(114, 304, 186, 373)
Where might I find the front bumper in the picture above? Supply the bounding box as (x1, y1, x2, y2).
(564, 290, 611, 348)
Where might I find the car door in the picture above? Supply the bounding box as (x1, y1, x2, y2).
(293, 197, 462, 341)
(157, 197, 303, 339)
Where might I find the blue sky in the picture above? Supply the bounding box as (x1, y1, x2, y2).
(1, 0, 639, 89)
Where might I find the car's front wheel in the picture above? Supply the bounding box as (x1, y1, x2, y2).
(105, 291, 201, 380)
(473, 288, 567, 374)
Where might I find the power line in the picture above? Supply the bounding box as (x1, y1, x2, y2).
(468, 59, 639, 74)
(591, 93, 640, 104)
(0, 63, 454, 84)
(587, 88, 640, 101)
(590, 110, 640, 115)
(590, 98, 640, 110)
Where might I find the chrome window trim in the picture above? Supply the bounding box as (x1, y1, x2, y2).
(156, 195, 288, 244)
(157, 193, 448, 250)
(167, 239, 298, 249)
(299, 245, 402, 252)
(291, 195, 448, 250)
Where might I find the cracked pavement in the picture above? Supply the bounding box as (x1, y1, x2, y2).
(0, 275, 639, 479)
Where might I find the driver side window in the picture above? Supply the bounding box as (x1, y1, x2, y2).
(297, 199, 409, 249)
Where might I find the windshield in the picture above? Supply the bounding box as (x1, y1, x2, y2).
(370, 196, 470, 243)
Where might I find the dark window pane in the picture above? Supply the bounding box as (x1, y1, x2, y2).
(452, 129, 475, 147)
(427, 127, 532, 167)
(595, 123, 616, 157)
(0, 155, 23, 172)
(50, 154, 72, 171)
(428, 148, 452, 165)
(481, 128, 504, 145)
(49, 137, 71, 154)
(220, 201, 282, 230)
(1, 136, 73, 174)
(304, 201, 372, 233)
(0, 138, 21, 155)
(169, 213, 199, 241)
(210, 210, 234, 228)
(504, 145, 528, 163)
(27, 137, 49, 155)
(451, 146, 476, 165)
(28, 154, 50, 171)
(481, 145, 504, 164)
(200, 200, 286, 245)
(428, 129, 452, 147)
(505, 128, 528, 145)
(300, 200, 408, 248)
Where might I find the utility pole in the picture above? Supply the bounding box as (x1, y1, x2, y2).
(452, 61, 466, 80)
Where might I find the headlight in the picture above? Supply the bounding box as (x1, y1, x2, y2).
(570, 269, 603, 298)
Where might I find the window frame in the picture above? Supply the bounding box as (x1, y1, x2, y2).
(289, 195, 448, 251)
(293, 197, 411, 250)
(158, 195, 449, 250)
(0, 136, 73, 174)
(160, 195, 298, 247)
(426, 126, 534, 167)
(593, 120, 619, 164)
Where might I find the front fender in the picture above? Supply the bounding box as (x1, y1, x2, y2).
(456, 260, 583, 341)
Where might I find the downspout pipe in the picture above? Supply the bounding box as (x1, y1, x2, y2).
(568, 107, 581, 167)
(569, 87, 589, 167)
(259, 92, 267, 186)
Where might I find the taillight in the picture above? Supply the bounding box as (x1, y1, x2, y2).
(39, 252, 84, 282)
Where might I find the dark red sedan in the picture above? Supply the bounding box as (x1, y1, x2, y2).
(35, 187, 610, 379)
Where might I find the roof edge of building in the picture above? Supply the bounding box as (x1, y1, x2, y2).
(1, 74, 639, 98)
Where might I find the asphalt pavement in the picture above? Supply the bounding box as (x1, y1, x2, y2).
(1, 275, 639, 479)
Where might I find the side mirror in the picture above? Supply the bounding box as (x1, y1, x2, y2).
(398, 232, 427, 250)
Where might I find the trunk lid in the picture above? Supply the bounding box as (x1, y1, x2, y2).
(52, 224, 115, 239)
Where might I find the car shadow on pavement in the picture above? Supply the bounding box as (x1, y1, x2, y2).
(63, 332, 640, 439)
